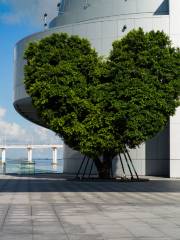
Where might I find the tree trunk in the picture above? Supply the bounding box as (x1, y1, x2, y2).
(94, 152, 114, 179)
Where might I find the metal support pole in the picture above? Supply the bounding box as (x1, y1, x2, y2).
(52, 147, 58, 165)
(88, 160, 94, 178)
(27, 148, 32, 163)
(82, 158, 90, 178)
(119, 153, 126, 178)
(125, 148, 139, 180)
(76, 156, 86, 178)
(123, 151, 134, 180)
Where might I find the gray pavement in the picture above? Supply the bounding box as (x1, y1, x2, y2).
(0, 175, 180, 239)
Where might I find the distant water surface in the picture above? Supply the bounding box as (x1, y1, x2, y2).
(0, 159, 63, 175)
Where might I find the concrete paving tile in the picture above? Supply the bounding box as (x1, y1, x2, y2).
(1, 175, 180, 240)
(131, 239, 174, 240)
(102, 232, 134, 238)
(96, 226, 133, 236)
(129, 227, 165, 238)
(33, 234, 68, 240)
(33, 228, 65, 235)
(4, 221, 31, 226)
(0, 234, 32, 240)
(159, 227, 180, 238)
(104, 238, 135, 240)
(62, 226, 89, 234)
(68, 234, 104, 240)
(2, 225, 32, 230)
(2, 228, 33, 235)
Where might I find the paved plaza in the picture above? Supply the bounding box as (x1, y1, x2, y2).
(0, 175, 180, 239)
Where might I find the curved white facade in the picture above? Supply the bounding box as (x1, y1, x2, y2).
(14, 0, 180, 177)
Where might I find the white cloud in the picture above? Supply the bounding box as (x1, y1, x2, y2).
(0, 0, 59, 25)
(30, 126, 61, 145)
(0, 107, 61, 145)
(0, 121, 26, 141)
(0, 107, 6, 118)
(0, 107, 27, 144)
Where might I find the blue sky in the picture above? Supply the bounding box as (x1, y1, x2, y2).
(0, 0, 62, 154)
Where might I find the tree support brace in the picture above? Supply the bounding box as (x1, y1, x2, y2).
(76, 155, 86, 178)
(125, 148, 139, 180)
(119, 153, 126, 178)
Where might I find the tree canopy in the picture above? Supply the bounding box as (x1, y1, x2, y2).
(107, 29, 180, 148)
(24, 29, 180, 177)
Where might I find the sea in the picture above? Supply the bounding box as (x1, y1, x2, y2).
(0, 159, 63, 175)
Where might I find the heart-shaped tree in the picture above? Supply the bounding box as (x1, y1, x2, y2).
(24, 29, 180, 178)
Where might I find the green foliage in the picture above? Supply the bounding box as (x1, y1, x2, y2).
(108, 28, 180, 148)
(24, 30, 180, 161)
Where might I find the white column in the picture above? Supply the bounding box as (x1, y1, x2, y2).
(52, 147, 57, 165)
(27, 148, 32, 163)
(1, 149, 6, 164)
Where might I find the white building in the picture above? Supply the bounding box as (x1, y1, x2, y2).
(14, 0, 180, 177)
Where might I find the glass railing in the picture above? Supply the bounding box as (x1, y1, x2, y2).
(0, 159, 63, 175)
